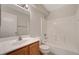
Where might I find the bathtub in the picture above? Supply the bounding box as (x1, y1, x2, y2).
(47, 44, 79, 55)
(50, 47, 79, 55)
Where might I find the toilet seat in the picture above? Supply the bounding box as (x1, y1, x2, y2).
(40, 45, 50, 54)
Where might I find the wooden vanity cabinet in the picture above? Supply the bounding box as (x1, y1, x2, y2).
(7, 41, 40, 55)
(29, 42, 40, 55)
(7, 46, 29, 55)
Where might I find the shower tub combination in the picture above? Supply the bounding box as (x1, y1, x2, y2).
(47, 44, 79, 55)
(40, 39, 79, 55)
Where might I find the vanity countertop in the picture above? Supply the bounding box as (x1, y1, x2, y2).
(0, 37, 40, 55)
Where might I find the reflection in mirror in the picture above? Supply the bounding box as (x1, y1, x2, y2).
(0, 4, 30, 38)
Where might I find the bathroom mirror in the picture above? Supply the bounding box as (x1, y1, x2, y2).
(0, 4, 30, 38)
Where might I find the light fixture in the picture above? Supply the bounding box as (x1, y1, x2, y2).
(25, 4, 28, 9)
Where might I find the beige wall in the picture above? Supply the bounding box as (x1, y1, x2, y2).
(29, 6, 43, 37)
(29, 5, 48, 37)
(47, 5, 78, 19)
(46, 5, 79, 53)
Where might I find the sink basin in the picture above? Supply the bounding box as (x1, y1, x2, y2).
(12, 39, 27, 46)
(9, 37, 33, 46)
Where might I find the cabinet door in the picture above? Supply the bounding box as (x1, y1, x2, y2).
(7, 46, 29, 55)
(29, 42, 40, 55)
(25, 46, 29, 55)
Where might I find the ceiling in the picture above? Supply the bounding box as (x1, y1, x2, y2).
(43, 4, 67, 12)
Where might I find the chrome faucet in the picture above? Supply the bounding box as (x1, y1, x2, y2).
(18, 36, 22, 41)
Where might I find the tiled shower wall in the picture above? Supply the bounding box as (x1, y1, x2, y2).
(46, 5, 79, 53)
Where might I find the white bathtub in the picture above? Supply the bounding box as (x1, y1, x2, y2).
(47, 44, 79, 55)
(50, 47, 79, 55)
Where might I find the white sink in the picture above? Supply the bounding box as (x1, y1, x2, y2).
(11, 38, 30, 46)
(12, 40, 27, 45)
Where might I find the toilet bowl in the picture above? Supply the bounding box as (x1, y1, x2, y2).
(40, 44, 50, 54)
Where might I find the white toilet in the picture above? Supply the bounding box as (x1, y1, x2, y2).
(40, 44, 50, 55)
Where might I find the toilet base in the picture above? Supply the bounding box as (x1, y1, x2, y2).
(40, 49, 50, 55)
